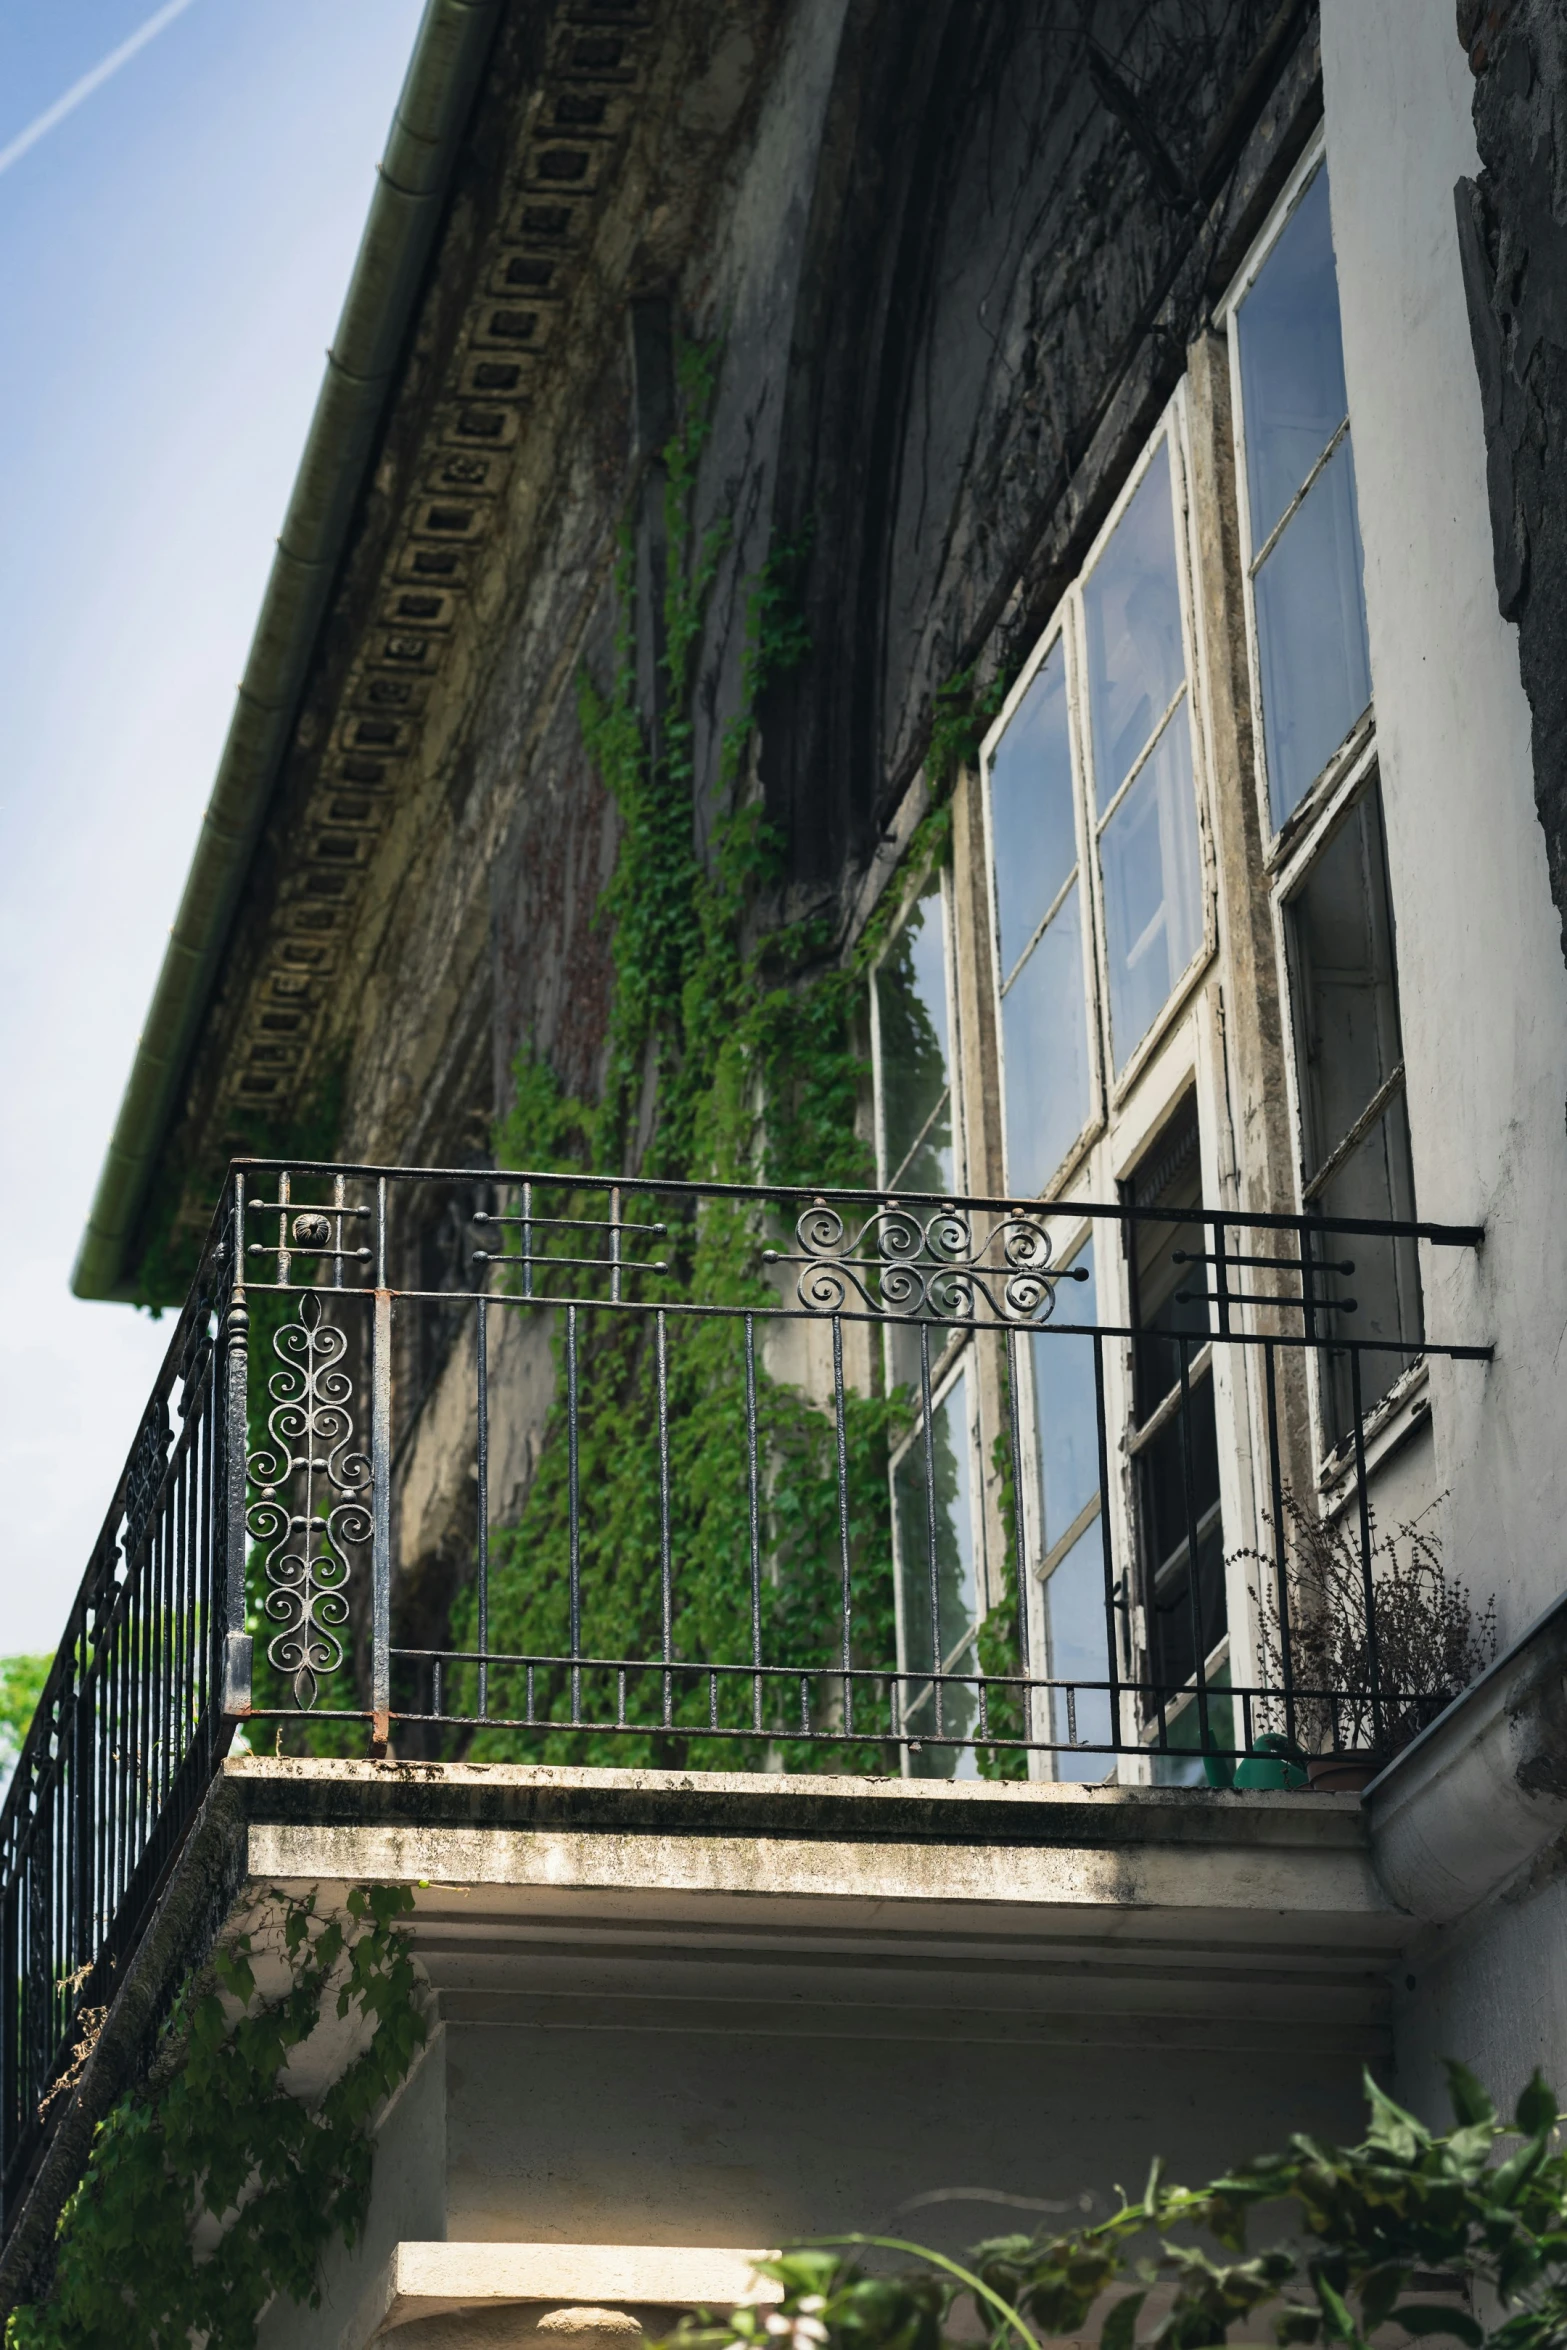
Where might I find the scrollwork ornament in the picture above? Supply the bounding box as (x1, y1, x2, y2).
(786, 1198, 1066, 1327)
(245, 1292, 368, 1709)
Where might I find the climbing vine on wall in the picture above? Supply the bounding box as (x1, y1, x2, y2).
(7, 1886, 426, 2350)
(452, 340, 1002, 1770)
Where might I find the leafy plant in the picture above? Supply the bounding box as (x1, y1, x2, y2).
(667, 2067, 1567, 2350)
(7, 1885, 426, 2350)
(1240, 1493, 1495, 1760)
(0, 1656, 49, 1775)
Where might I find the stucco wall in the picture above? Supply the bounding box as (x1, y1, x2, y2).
(1323, 0, 1567, 1646)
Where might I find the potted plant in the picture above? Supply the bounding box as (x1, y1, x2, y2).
(1241, 1492, 1494, 1791)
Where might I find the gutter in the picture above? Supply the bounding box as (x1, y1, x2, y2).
(71, 0, 504, 1302)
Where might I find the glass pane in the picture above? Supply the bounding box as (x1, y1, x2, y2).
(1254, 433, 1371, 827)
(1237, 166, 1350, 547)
(1045, 1514, 1113, 1780)
(989, 640, 1077, 979)
(898, 1372, 977, 1670)
(1001, 882, 1090, 1192)
(1098, 708, 1203, 1069)
(1083, 441, 1185, 808)
(1289, 791, 1403, 1180)
(1312, 1097, 1423, 1446)
(1150, 1669, 1234, 1786)
(1031, 1241, 1099, 1546)
(1140, 1371, 1225, 1694)
(875, 868, 953, 1190)
(893, 1369, 979, 1774)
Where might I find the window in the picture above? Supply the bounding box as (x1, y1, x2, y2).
(891, 1351, 983, 1777)
(1231, 158, 1372, 833)
(1029, 1239, 1112, 1780)
(1122, 1098, 1226, 1697)
(982, 414, 1208, 1206)
(871, 863, 960, 1193)
(1284, 783, 1421, 1445)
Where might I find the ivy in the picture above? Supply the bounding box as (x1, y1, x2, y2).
(7, 1885, 426, 2350)
(671, 2066, 1567, 2350)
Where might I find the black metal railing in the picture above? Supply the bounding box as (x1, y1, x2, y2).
(0, 1158, 1490, 2223)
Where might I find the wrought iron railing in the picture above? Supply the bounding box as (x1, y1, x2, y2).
(1, 1158, 1489, 2224)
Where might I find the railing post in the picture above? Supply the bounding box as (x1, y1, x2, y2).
(221, 1171, 253, 1723)
(371, 1176, 392, 1753)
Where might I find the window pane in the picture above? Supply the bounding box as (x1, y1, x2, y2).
(1045, 1515, 1113, 1779)
(1254, 433, 1371, 827)
(1311, 1098, 1423, 1446)
(1288, 790, 1403, 1179)
(1031, 1242, 1099, 1546)
(989, 639, 1077, 979)
(893, 1368, 979, 1774)
(1083, 442, 1185, 808)
(1098, 708, 1203, 1070)
(875, 868, 953, 1190)
(1236, 166, 1350, 545)
(1001, 882, 1090, 1192)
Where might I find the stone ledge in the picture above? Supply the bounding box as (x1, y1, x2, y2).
(357, 2242, 781, 2347)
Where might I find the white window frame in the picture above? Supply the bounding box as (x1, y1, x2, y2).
(1217, 128, 1374, 865)
(978, 388, 1218, 1208)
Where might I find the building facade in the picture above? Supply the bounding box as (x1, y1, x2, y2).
(7, 3, 1567, 2345)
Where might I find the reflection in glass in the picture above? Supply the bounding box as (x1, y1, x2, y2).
(1046, 1517, 1113, 1776)
(1236, 168, 1350, 545)
(1099, 710, 1203, 1069)
(875, 869, 953, 1192)
(1286, 787, 1421, 1440)
(1254, 435, 1371, 828)
(1150, 1669, 1234, 1787)
(989, 641, 1077, 978)
(1032, 1244, 1111, 1783)
(1083, 442, 1185, 807)
(893, 1366, 979, 1778)
(1031, 1243, 1099, 1542)
(1001, 884, 1089, 1194)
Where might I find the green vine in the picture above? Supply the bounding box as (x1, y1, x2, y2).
(452, 342, 1026, 1774)
(8, 1885, 426, 2350)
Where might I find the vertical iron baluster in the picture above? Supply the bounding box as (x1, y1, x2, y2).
(920, 1322, 943, 1742)
(370, 1177, 392, 1750)
(610, 1183, 622, 1304)
(476, 1294, 489, 1720)
(1092, 1333, 1119, 1751)
(745, 1313, 763, 1737)
(1213, 1215, 1231, 1339)
(432, 1655, 443, 1720)
(1349, 1344, 1382, 1750)
(221, 1173, 252, 1725)
(1177, 1335, 1210, 1755)
(567, 1303, 581, 1724)
(832, 1316, 853, 1738)
(1005, 1328, 1032, 1750)
(332, 1171, 345, 1291)
(1263, 1342, 1295, 1747)
(657, 1310, 672, 1731)
(522, 1179, 533, 1300)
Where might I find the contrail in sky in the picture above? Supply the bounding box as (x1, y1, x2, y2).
(0, 0, 202, 181)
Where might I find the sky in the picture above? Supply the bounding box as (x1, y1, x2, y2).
(0, 0, 424, 1656)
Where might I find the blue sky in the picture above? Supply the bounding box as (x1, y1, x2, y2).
(0, 0, 423, 1654)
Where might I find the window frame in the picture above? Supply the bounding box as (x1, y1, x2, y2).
(978, 391, 1218, 1207)
(869, 856, 966, 1196)
(1218, 129, 1374, 864)
(888, 1338, 987, 1768)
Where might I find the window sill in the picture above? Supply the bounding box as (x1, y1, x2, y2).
(1318, 1353, 1430, 1514)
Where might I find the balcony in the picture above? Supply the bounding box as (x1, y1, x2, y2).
(0, 1159, 1491, 2232)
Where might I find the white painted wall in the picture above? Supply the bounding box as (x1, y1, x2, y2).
(1323, 0, 1567, 1646)
(1323, 0, 1567, 2131)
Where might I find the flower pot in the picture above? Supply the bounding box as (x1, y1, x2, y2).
(1306, 1749, 1381, 1793)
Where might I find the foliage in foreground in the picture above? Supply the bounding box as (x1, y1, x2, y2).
(7, 1885, 426, 2350)
(673, 2068, 1567, 2350)
(0, 1657, 49, 1773)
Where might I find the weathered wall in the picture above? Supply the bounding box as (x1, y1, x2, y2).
(1455, 0, 1567, 962)
(1323, 0, 1567, 2129)
(1322, 0, 1567, 1646)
